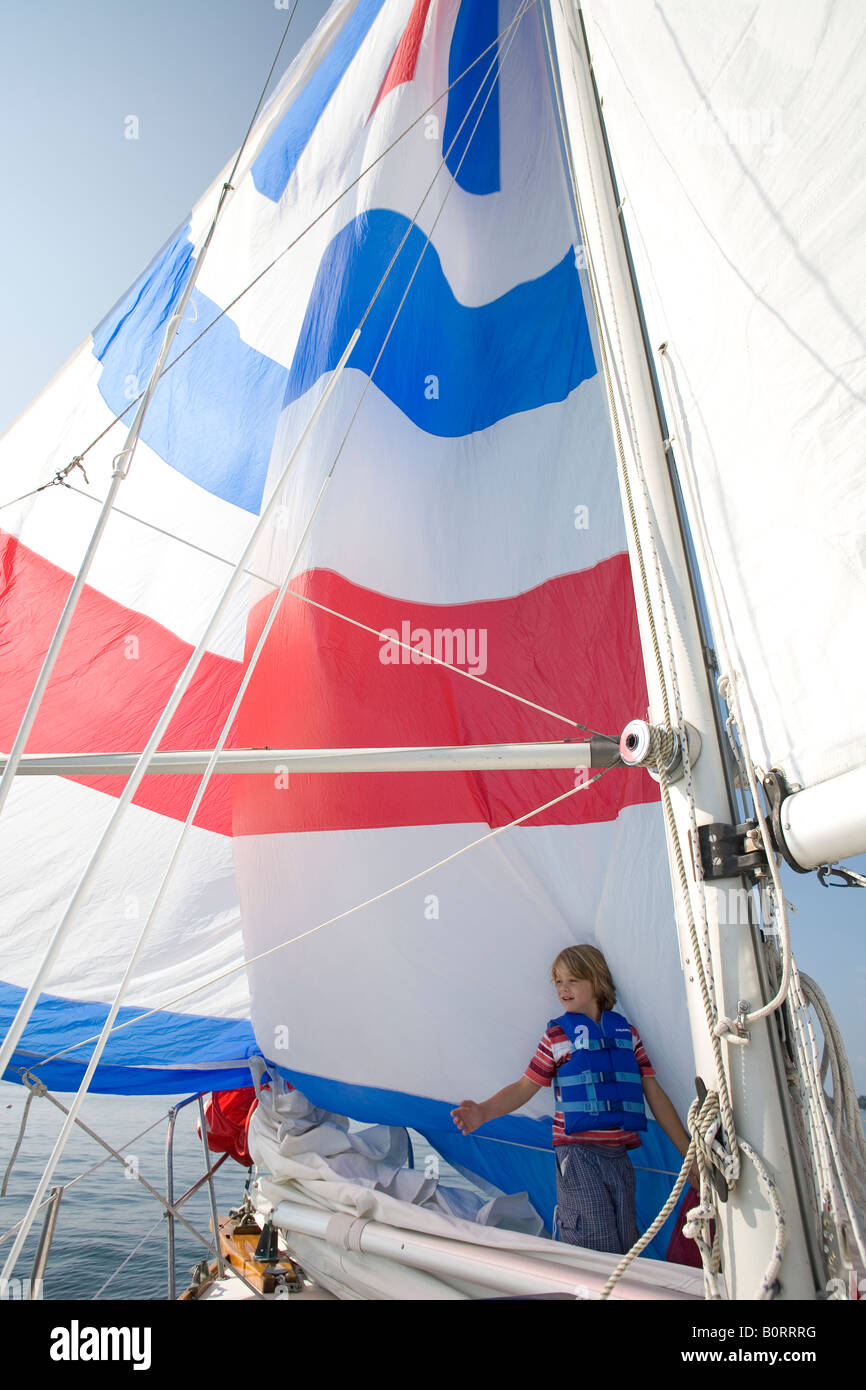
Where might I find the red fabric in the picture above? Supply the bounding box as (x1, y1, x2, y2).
(368, 0, 432, 119)
(524, 1022, 655, 1150)
(201, 1087, 259, 1167)
(0, 535, 655, 839)
(235, 562, 656, 834)
(0, 531, 241, 835)
(665, 1186, 713, 1267)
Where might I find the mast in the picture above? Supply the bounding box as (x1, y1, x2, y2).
(542, 0, 820, 1298)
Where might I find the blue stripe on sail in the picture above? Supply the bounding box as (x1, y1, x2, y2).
(92, 225, 287, 514)
(286, 209, 594, 436)
(271, 1063, 682, 1259)
(0, 981, 259, 1096)
(90, 213, 592, 508)
(252, 0, 388, 204)
(444, 0, 500, 195)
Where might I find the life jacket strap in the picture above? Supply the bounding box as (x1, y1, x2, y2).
(561, 1099, 647, 1114)
(558, 1069, 641, 1088)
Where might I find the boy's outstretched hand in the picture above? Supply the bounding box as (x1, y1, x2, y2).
(451, 1100, 484, 1134)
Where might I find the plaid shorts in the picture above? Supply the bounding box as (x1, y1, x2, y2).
(554, 1143, 640, 1254)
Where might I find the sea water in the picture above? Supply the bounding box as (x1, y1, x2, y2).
(0, 1079, 476, 1301)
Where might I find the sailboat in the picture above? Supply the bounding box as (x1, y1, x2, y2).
(1, 0, 864, 1304)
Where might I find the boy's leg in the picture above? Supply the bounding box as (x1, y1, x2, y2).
(555, 1145, 624, 1253)
(600, 1150, 640, 1253)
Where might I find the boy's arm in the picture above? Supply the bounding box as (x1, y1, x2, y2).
(642, 1076, 689, 1152)
(451, 1076, 541, 1135)
(642, 1076, 699, 1188)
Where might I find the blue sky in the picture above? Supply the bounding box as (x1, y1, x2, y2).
(1, 0, 863, 1091)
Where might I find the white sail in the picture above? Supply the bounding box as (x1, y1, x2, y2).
(580, 0, 866, 806)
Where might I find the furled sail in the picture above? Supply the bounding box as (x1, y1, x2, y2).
(0, 0, 693, 1243)
(579, 0, 866, 807)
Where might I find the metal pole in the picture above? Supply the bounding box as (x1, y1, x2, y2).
(165, 1107, 177, 1302)
(29, 1185, 62, 1299)
(197, 1096, 226, 1278)
(2, 739, 615, 778)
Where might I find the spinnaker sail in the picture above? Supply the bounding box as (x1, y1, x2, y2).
(2, 0, 863, 1299)
(0, 0, 688, 1245)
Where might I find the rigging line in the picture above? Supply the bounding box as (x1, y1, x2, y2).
(0, 1109, 168, 1246)
(0, 0, 539, 500)
(0, 1086, 36, 1197)
(0, 21, 530, 1279)
(58, 483, 601, 735)
(224, 2, 301, 192)
(0, 9, 307, 830)
(32, 773, 607, 1074)
(90, 1215, 164, 1301)
(0, 1078, 211, 1261)
(268, 588, 602, 735)
(789, 962, 866, 1267)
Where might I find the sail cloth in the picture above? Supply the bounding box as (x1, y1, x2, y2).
(579, 0, 866, 795)
(0, 0, 689, 1246)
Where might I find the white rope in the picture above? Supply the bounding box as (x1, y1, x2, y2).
(719, 681, 866, 1272)
(791, 967, 866, 1268)
(737, 1138, 787, 1299)
(599, 1090, 723, 1301)
(664, 354, 866, 1278)
(59, 484, 597, 735)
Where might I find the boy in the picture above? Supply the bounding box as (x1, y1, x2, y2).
(451, 944, 694, 1255)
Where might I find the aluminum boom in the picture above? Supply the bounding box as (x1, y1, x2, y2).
(1, 739, 619, 777)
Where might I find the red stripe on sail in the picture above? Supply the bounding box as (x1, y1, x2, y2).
(233, 562, 658, 835)
(0, 533, 657, 837)
(368, 0, 433, 121)
(0, 531, 242, 835)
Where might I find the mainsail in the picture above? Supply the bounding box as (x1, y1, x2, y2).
(578, 0, 866, 842)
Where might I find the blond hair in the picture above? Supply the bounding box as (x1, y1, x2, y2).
(551, 944, 616, 1012)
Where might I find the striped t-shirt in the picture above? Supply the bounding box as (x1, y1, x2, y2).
(524, 1020, 655, 1149)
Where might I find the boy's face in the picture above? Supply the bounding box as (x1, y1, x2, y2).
(553, 968, 597, 1014)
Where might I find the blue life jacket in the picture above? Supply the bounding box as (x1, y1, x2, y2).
(548, 1009, 647, 1135)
